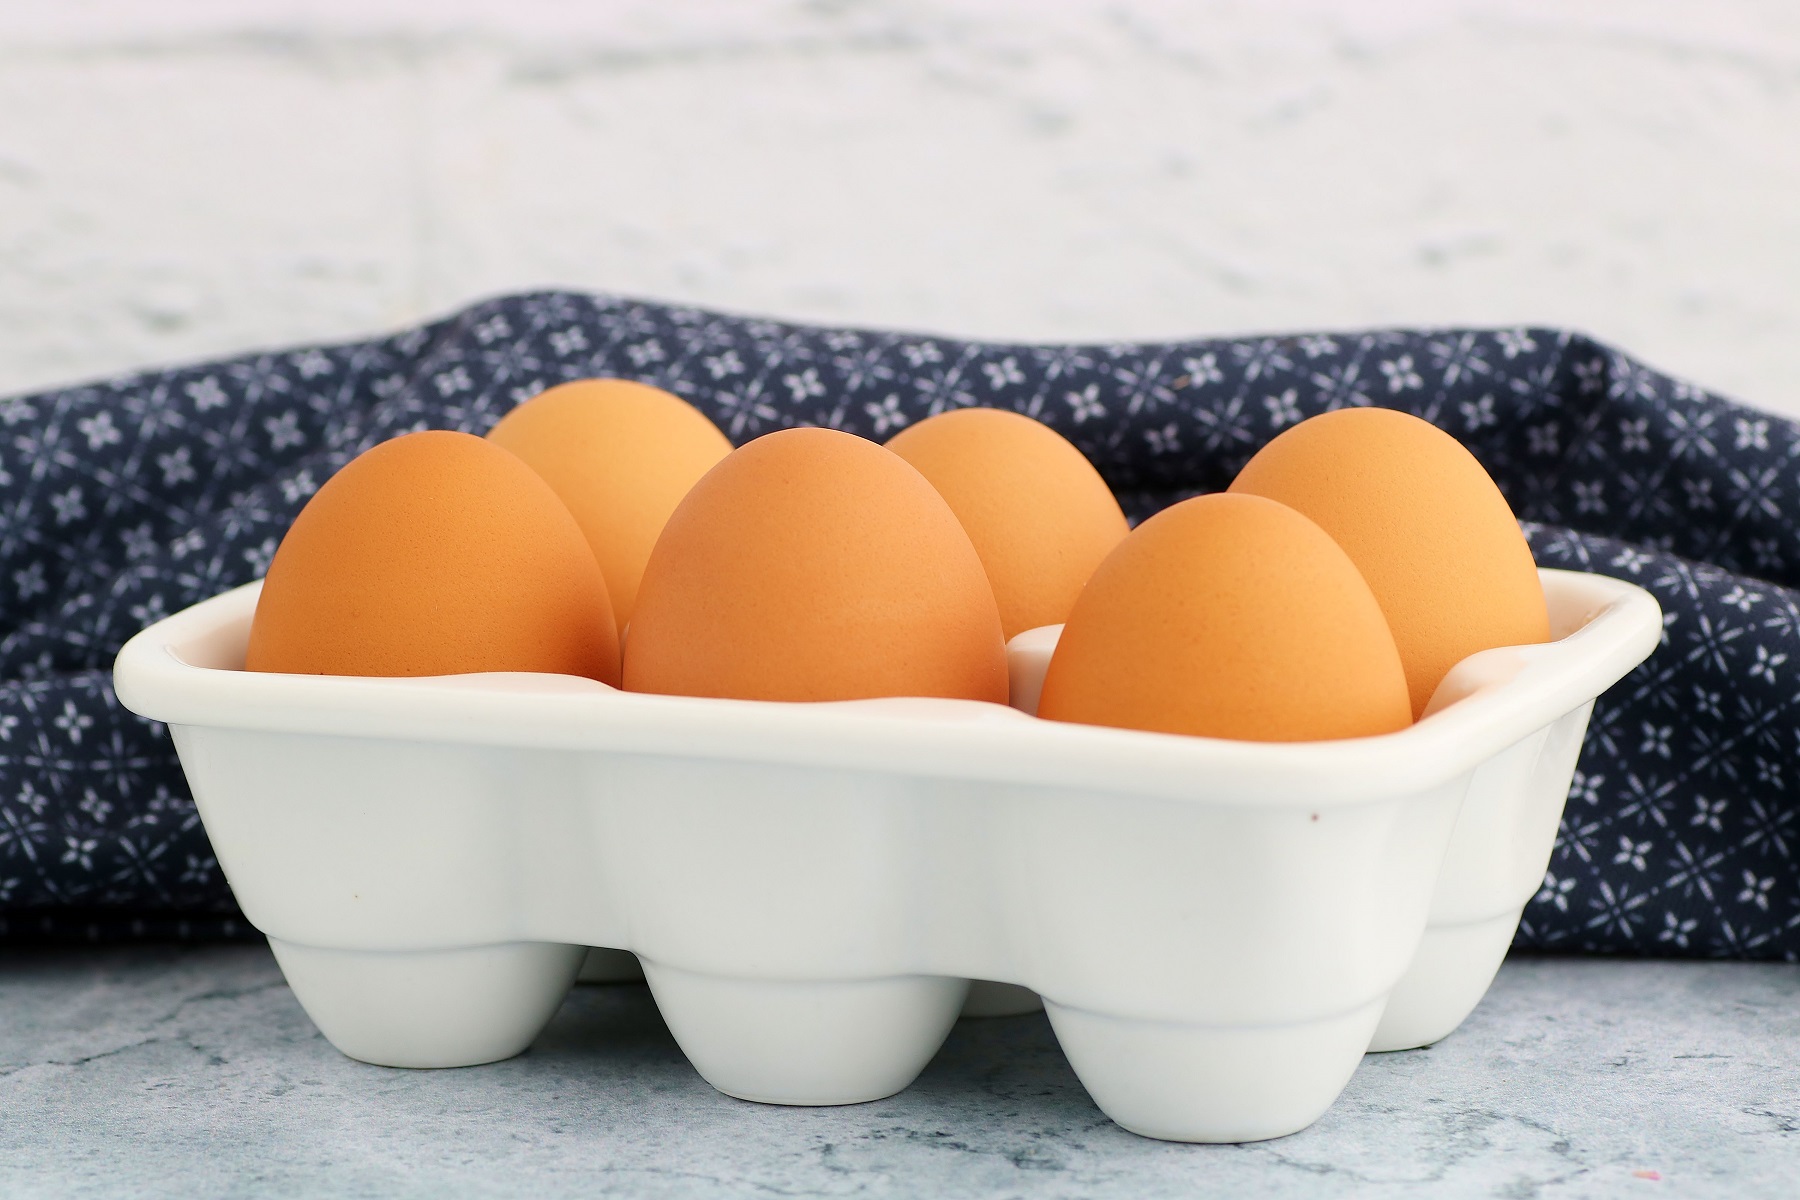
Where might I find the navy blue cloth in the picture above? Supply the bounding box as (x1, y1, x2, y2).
(2, 293, 1794, 957)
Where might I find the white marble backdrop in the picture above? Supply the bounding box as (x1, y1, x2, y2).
(1, 0, 1796, 414)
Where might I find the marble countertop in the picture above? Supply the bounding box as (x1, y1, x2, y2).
(2, 947, 1796, 1197)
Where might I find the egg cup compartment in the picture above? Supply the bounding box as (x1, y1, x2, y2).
(1370, 693, 1594, 1052)
(112, 569, 1660, 1143)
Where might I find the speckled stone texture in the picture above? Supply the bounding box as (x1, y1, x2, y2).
(1, 948, 1795, 1197)
(3, 2, 1799, 415)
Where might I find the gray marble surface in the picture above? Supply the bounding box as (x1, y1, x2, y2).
(1, 947, 1796, 1198)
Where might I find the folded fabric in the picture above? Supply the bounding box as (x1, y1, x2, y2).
(1, 293, 1793, 959)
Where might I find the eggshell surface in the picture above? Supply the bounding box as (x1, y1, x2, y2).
(624, 426, 1008, 703)
(486, 378, 732, 638)
(245, 430, 620, 684)
(1037, 493, 1412, 742)
(886, 407, 1129, 640)
(1228, 407, 1549, 717)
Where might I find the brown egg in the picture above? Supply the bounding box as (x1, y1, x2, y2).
(1229, 407, 1549, 717)
(244, 430, 620, 684)
(487, 378, 732, 638)
(885, 407, 1129, 640)
(1037, 493, 1411, 742)
(624, 427, 1008, 703)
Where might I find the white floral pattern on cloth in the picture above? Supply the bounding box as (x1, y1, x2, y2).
(1, 292, 1795, 956)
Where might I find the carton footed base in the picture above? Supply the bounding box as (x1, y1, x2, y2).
(270, 939, 585, 1068)
(1046, 998, 1386, 1143)
(1369, 909, 1522, 1052)
(643, 963, 969, 1106)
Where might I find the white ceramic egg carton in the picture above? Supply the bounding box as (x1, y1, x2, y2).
(112, 568, 1659, 1143)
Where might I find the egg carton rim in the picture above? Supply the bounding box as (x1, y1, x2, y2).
(112, 568, 1661, 807)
